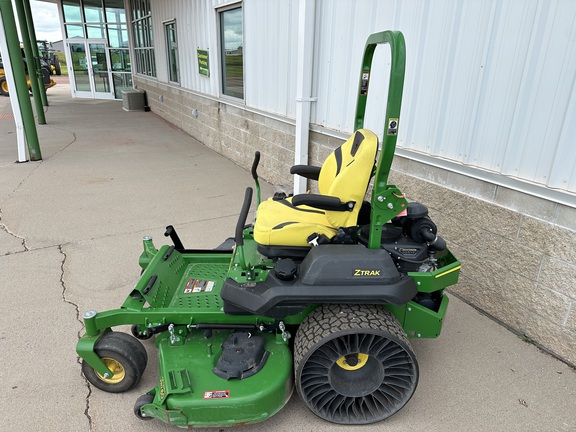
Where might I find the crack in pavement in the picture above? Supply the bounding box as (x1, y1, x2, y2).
(0, 161, 42, 253)
(47, 130, 78, 160)
(58, 244, 94, 431)
(0, 159, 42, 202)
(0, 207, 29, 252)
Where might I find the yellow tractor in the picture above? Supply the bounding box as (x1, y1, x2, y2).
(0, 49, 56, 97)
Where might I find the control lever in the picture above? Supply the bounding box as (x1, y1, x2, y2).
(251, 152, 261, 207)
(234, 188, 253, 270)
(164, 225, 184, 250)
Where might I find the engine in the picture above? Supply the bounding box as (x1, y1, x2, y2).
(358, 202, 446, 273)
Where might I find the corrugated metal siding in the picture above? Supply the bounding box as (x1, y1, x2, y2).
(244, 0, 299, 116)
(311, 0, 576, 194)
(312, 0, 396, 133)
(150, 0, 225, 95)
(150, 0, 299, 117)
(146, 0, 576, 195)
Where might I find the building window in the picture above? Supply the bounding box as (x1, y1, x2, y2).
(130, 0, 156, 77)
(165, 21, 179, 83)
(63, 0, 82, 23)
(219, 5, 243, 99)
(83, 0, 104, 23)
(63, 0, 85, 38)
(61, 0, 132, 98)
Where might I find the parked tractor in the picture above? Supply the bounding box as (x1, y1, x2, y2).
(0, 48, 56, 97)
(37, 40, 61, 75)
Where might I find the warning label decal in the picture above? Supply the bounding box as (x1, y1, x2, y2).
(203, 390, 230, 399)
(387, 118, 399, 136)
(183, 279, 215, 294)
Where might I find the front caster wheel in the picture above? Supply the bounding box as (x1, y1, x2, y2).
(81, 331, 148, 393)
(134, 394, 155, 420)
(294, 304, 419, 425)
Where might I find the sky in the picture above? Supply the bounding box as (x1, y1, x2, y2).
(222, 7, 243, 50)
(30, 0, 63, 42)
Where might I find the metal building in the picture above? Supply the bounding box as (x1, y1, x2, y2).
(56, 0, 576, 203)
(48, 0, 576, 365)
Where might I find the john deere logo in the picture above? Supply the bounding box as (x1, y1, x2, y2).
(354, 269, 381, 276)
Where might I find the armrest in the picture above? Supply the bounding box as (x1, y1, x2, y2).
(290, 165, 321, 181)
(292, 194, 355, 211)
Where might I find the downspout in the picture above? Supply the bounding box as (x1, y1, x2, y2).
(0, 9, 27, 161)
(293, 0, 316, 195)
(0, 0, 41, 160)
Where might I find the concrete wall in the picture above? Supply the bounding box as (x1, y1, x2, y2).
(389, 159, 576, 367)
(135, 76, 576, 367)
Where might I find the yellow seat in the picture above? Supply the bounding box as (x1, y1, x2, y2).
(254, 129, 378, 251)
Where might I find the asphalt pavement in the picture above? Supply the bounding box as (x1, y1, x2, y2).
(0, 78, 574, 432)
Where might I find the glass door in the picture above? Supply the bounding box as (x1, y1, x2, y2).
(69, 41, 91, 96)
(88, 42, 113, 98)
(67, 39, 114, 99)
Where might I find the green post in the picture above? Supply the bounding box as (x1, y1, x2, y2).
(13, 0, 46, 124)
(21, 0, 49, 107)
(353, 31, 407, 249)
(0, 0, 42, 160)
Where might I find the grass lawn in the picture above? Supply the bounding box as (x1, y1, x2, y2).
(54, 51, 68, 76)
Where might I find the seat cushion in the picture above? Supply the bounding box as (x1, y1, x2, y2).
(253, 197, 337, 247)
(318, 129, 378, 228)
(254, 129, 378, 249)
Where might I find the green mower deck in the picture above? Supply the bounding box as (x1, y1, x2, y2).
(144, 328, 293, 427)
(76, 30, 461, 428)
(78, 232, 458, 427)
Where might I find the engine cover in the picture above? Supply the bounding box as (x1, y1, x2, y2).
(381, 238, 429, 272)
(358, 223, 430, 272)
(299, 244, 401, 286)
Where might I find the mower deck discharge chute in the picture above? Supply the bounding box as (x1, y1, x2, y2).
(76, 31, 460, 428)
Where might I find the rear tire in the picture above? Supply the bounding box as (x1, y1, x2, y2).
(41, 67, 51, 85)
(52, 55, 61, 75)
(294, 304, 418, 425)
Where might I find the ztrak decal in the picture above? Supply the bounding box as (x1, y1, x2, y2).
(354, 269, 381, 276)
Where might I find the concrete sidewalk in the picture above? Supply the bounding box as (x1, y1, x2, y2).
(0, 82, 574, 432)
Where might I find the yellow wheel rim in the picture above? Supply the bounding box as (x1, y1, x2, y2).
(336, 353, 369, 371)
(96, 358, 126, 384)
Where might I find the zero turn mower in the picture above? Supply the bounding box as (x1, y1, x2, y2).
(77, 30, 460, 428)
